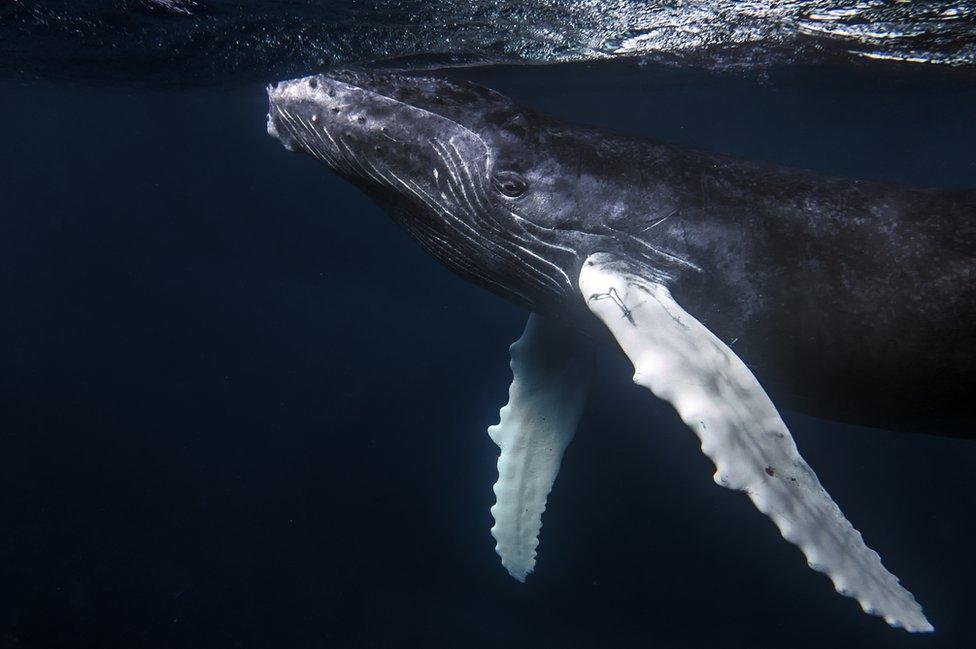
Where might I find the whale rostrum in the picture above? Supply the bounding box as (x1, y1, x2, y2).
(267, 69, 976, 632)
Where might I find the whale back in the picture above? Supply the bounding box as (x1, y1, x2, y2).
(591, 134, 976, 432)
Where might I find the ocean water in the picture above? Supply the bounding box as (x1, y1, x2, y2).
(2, 9, 976, 649)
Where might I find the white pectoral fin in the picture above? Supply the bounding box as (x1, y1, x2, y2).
(488, 314, 593, 582)
(579, 253, 931, 633)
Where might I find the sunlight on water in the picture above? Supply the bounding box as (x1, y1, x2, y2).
(1, 1, 974, 84)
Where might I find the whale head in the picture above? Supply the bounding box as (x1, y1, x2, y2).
(267, 70, 619, 315)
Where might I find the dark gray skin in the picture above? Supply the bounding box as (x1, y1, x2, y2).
(267, 70, 976, 436)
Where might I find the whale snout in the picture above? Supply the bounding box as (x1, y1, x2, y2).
(266, 70, 502, 190)
(267, 71, 427, 172)
(266, 74, 354, 157)
(267, 69, 516, 161)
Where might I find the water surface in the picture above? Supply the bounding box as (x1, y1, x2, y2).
(3, 1, 976, 84)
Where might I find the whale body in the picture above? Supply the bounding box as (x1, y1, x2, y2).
(266, 69, 976, 632)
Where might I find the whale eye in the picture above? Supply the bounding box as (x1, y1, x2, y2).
(493, 170, 528, 198)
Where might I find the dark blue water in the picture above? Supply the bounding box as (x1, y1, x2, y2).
(1, 62, 974, 647)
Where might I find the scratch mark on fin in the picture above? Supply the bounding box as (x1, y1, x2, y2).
(588, 287, 635, 324)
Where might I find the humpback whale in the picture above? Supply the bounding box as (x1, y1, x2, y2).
(266, 69, 976, 633)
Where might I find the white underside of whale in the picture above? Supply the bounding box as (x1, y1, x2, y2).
(487, 251, 932, 633)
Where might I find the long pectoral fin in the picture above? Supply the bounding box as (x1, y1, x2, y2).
(488, 314, 593, 582)
(579, 253, 931, 633)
